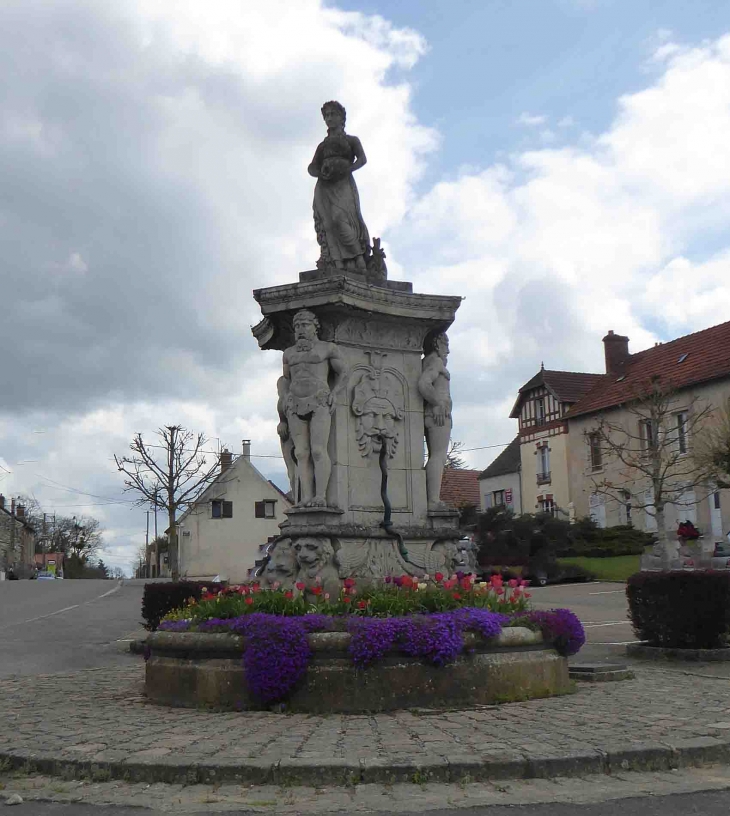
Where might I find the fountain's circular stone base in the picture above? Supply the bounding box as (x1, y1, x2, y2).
(144, 628, 572, 713)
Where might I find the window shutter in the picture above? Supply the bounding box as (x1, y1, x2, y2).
(222, 501, 233, 518)
(254, 501, 265, 519)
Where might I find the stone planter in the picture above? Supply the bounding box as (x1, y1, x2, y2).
(145, 626, 571, 713)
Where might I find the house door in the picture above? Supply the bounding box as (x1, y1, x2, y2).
(709, 490, 723, 539)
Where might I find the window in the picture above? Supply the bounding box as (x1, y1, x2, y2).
(254, 500, 277, 519)
(539, 498, 556, 515)
(588, 432, 602, 471)
(675, 411, 688, 454)
(589, 492, 606, 528)
(492, 489, 505, 507)
(639, 419, 656, 454)
(535, 398, 546, 426)
(211, 500, 233, 519)
(620, 490, 632, 526)
(537, 444, 550, 483)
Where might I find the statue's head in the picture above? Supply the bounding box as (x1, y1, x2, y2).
(293, 309, 320, 342)
(425, 331, 449, 361)
(294, 536, 334, 577)
(262, 539, 297, 585)
(321, 100, 346, 129)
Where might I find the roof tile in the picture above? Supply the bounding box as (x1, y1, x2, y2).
(567, 320, 730, 418)
(440, 469, 481, 507)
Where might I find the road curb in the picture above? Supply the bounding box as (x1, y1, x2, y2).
(3, 737, 730, 786)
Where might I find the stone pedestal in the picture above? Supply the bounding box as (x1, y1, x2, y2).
(252, 273, 468, 584)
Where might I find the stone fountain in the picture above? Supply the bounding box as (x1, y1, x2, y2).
(253, 100, 470, 591)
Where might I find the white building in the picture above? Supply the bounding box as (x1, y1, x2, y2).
(478, 436, 522, 514)
(178, 441, 291, 583)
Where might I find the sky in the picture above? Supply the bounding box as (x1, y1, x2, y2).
(2, 0, 730, 575)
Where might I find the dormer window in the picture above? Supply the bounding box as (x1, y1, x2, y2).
(535, 398, 546, 426)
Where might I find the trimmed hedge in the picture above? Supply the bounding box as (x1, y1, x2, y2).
(141, 581, 224, 631)
(627, 571, 730, 649)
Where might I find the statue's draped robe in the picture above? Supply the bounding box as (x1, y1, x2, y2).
(311, 134, 370, 265)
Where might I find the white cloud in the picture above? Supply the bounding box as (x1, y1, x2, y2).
(516, 112, 547, 126)
(393, 29, 730, 466)
(2, 4, 730, 572)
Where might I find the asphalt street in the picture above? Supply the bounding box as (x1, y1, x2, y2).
(2, 784, 730, 815)
(0, 579, 146, 677)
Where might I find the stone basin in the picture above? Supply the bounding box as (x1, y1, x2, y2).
(144, 626, 572, 713)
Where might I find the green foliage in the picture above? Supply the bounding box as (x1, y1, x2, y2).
(476, 508, 653, 564)
(141, 581, 224, 630)
(627, 570, 730, 648)
(161, 575, 531, 625)
(559, 555, 640, 582)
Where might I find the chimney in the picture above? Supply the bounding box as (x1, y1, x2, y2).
(220, 449, 233, 473)
(16, 504, 25, 519)
(241, 439, 251, 461)
(0, 495, 4, 510)
(603, 330, 630, 375)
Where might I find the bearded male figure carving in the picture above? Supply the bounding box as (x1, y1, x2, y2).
(418, 332, 452, 510)
(280, 309, 348, 507)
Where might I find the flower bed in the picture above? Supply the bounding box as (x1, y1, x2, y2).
(144, 574, 584, 712)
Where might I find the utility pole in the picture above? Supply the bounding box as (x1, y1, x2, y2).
(145, 510, 150, 578)
(9, 498, 16, 569)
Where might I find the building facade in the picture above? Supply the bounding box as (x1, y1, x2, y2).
(0, 496, 36, 577)
(564, 325, 730, 541)
(478, 436, 522, 514)
(509, 369, 603, 519)
(177, 442, 292, 583)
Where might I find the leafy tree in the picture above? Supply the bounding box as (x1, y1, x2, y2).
(587, 375, 715, 565)
(114, 426, 222, 579)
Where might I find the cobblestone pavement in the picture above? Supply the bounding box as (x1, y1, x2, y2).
(2, 661, 730, 787)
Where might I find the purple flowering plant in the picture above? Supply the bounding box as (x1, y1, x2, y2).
(156, 575, 584, 704)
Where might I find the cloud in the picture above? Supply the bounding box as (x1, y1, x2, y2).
(2, 7, 730, 572)
(516, 112, 547, 127)
(393, 31, 730, 460)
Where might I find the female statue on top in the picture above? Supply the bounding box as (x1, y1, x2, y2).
(308, 100, 376, 276)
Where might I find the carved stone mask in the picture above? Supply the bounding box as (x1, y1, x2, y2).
(294, 537, 334, 576)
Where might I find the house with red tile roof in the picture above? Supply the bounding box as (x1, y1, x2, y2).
(564, 324, 730, 541)
(439, 468, 481, 510)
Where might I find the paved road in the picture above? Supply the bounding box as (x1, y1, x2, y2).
(2, 770, 730, 813)
(0, 579, 145, 677)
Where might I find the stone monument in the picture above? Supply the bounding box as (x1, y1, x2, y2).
(254, 101, 462, 585)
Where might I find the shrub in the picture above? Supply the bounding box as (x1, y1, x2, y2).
(141, 581, 224, 631)
(476, 509, 654, 563)
(627, 571, 730, 649)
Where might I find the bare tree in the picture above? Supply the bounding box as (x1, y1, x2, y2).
(14, 496, 103, 559)
(694, 396, 730, 486)
(445, 439, 467, 470)
(587, 375, 715, 565)
(114, 426, 221, 579)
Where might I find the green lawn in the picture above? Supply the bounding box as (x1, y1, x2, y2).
(558, 555, 641, 582)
